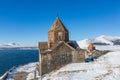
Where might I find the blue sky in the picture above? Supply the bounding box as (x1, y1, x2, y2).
(0, 0, 120, 46)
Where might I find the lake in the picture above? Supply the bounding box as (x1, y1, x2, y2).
(0, 50, 39, 76)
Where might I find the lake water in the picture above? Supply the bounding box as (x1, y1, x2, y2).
(0, 50, 39, 76)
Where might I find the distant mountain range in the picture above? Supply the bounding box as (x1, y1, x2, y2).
(0, 43, 38, 50)
(77, 35, 120, 48)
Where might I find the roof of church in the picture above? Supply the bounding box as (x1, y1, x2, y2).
(41, 41, 75, 54)
(49, 17, 68, 32)
(53, 41, 75, 51)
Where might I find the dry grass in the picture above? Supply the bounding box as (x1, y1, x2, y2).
(57, 69, 87, 76)
(12, 72, 28, 80)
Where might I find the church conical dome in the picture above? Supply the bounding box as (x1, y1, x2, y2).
(49, 17, 68, 32)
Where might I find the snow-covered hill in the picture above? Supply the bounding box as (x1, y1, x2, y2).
(77, 35, 120, 50)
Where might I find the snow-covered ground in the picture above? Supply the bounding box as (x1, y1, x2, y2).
(4, 45, 120, 80)
(5, 62, 38, 80)
(3, 35, 120, 80)
(41, 51, 120, 80)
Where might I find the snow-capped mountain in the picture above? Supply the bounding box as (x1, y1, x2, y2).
(0, 43, 20, 47)
(0, 43, 37, 50)
(7, 43, 20, 46)
(93, 35, 120, 45)
(77, 35, 120, 49)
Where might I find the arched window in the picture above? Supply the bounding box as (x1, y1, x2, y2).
(58, 32, 63, 41)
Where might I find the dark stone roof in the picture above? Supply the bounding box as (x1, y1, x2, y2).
(67, 41, 80, 49)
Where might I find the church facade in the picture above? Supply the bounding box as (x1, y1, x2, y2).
(38, 17, 106, 76)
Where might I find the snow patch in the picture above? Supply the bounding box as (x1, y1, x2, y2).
(6, 62, 38, 80)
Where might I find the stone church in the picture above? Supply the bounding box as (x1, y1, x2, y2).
(38, 17, 107, 76)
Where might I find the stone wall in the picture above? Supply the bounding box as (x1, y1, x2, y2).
(39, 42, 48, 52)
(40, 42, 74, 75)
(72, 49, 86, 62)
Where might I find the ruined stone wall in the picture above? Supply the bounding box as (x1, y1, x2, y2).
(40, 43, 74, 75)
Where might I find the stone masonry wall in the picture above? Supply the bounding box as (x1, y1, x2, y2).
(72, 49, 86, 63)
(40, 43, 74, 75)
